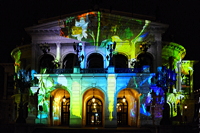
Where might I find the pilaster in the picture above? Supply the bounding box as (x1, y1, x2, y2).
(105, 74, 117, 128)
(70, 74, 82, 127)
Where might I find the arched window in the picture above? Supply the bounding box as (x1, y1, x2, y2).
(136, 52, 153, 72)
(39, 54, 54, 73)
(113, 54, 128, 68)
(63, 53, 76, 69)
(117, 98, 128, 126)
(87, 53, 103, 68)
(86, 98, 102, 126)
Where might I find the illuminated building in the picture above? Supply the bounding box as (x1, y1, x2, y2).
(7, 10, 197, 127)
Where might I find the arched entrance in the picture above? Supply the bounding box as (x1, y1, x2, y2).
(50, 89, 70, 126)
(61, 98, 70, 125)
(86, 98, 102, 126)
(117, 88, 141, 127)
(82, 88, 105, 127)
(117, 98, 128, 126)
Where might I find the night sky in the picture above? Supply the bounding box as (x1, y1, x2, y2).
(1, 0, 200, 87)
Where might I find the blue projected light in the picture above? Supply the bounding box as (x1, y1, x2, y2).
(37, 114, 48, 119)
(140, 32, 149, 38)
(140, 104, 151, 116)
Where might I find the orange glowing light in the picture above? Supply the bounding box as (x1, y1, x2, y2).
(77, 12, 96, 19)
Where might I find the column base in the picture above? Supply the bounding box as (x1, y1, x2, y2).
(70, 118, 82, 128)
(104, 118, 117, 128)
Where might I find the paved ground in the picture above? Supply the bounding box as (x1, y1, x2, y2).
(0, 123, 199, 133)
(32, 127, 153, 133)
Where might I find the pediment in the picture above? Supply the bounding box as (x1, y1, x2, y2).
(25, 10, 168, 48)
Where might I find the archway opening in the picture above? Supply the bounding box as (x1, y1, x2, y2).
(113, 54, 128, 68)
(39, 54, 54, 73)
(50, 89, 70, 126)
(136, 52, 153, 72)
(87, 53, 103, 68)
(117, 98, 128, 126)
(86, 98, 102, 126)
(117, 88, 140, 127)
(63, 53, 76, 69)
(83, 88, 105, 127)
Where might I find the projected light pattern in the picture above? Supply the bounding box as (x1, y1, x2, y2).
(181, 62, 193, 75)
(167, 93, 184, 117)
(107, 74, 116, 121)
(71, 81, 82, 118)
(162, 42, 186, 68)
(35, 74, 70, 120)
(60, 11, 151, 60)
(12, 49, 21, 72)
(139, 85, 165, 118)
(130, 100, 137, 118)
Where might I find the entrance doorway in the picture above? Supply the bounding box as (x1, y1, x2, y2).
(86, 98, 102, 126)
(61, 98, 70, 125)
(117, 98, 128, 126)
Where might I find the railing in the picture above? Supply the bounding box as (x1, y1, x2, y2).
(115, 68, 143, 73)
(42, 67, 145, 74)
(81, 68, 107, 73)
(47, 69, 73, 74)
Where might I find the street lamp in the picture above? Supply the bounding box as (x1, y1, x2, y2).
(122, 89, 126, 102)
(15, 70, 31, 123)
(184, 105, 188, 123)
(62, 89, 67, 103)
(92, 88, 95, 103)
(106, 41, 116, 66)
(73, 42, 84, 67)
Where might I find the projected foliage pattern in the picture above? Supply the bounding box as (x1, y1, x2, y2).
(60, 11, 151, 59)
(27, 12, 192, 124)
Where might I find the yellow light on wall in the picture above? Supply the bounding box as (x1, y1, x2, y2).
(107, 74, 116, 121)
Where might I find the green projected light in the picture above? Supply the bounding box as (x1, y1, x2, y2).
(107, 74, 116, 121)
(60, 11, 151, 59)
(167, 93, 184, 117)
(71, 81, 82, 118)
(162, 42, 186, 68)
(12, 49, 21, 72)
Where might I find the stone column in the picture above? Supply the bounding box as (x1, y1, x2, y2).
(154, 33, 162, 67)
(176, 61, 182, 92)
(56, 42, 61, 68)
(56, 43, 61, 61)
